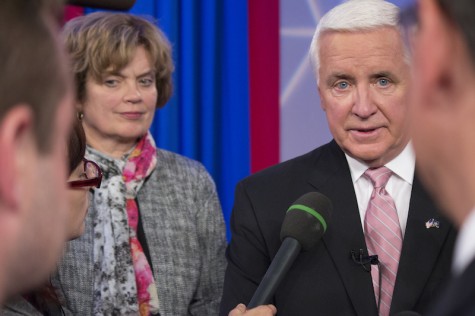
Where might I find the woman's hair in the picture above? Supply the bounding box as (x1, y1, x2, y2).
(62, 11, 174, 108)
(67, 119, 86, 174)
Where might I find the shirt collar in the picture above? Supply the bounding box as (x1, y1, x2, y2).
(453, 208, 475, 275)
(345, 142, 415, 184)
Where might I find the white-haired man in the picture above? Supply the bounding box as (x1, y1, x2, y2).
(221, 1, 456, 315)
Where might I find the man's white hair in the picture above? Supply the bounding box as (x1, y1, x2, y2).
(309, 0, 406, 80)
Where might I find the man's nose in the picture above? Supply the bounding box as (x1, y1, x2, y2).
(352, 86, 377, 118)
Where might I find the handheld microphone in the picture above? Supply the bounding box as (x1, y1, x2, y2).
(66, 0, 136, 10)
(247, 192, 333, 308)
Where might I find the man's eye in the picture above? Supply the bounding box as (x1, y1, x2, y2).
(336, 81, 349, 89)
(377, 78, 390, 86)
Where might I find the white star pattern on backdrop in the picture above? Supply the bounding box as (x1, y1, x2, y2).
(279, 0, 339, 161)
(280, 0, 324, 106)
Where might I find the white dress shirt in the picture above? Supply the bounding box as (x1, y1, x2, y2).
(345, 143, 415, 236)
(452, 208, 475, 275)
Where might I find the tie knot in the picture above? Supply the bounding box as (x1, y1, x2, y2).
(364, 166, 392, 188)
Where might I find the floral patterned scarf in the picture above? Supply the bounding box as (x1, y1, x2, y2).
(86, 132, 160, 316)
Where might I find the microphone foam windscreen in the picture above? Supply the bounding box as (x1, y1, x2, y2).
(280, 192, 332, 251)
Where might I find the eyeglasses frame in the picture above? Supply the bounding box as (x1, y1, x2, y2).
(68, 158, 103, 189)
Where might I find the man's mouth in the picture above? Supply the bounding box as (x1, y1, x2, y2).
(355, 128, 378, 133)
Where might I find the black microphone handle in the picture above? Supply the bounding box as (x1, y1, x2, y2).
(248, 237, 301, 308)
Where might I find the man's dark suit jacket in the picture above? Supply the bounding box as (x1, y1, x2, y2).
(429, 258, 475, 316)
(220, 141, 456, 316)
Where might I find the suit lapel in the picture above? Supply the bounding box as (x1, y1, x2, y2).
(391, 175, 452, 312)
(431, 259, 475, 315)
(307, 141, 378, 316)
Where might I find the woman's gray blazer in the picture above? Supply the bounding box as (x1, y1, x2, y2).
(54, 149, 227, 316)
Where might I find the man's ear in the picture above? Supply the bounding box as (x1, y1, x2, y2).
(0, 105, 34, 210)
(75, 102, 83, 113)
(417, 0, 458, 95)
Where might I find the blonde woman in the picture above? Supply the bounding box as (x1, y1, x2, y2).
(55, 12, 227, 316)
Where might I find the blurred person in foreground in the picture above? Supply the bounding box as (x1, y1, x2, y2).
(54, 11, 227, 316)
(406, 0, 475, 315)
(3, 120, 102, 315)
(0, 0, 74, 305)
(222, 1, 456, 315)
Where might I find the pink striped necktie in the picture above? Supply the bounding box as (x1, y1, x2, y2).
(363, 167, 403, 316)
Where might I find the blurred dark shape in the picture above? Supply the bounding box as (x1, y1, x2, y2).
(66, 0, 136, 11)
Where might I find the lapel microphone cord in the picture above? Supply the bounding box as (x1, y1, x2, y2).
(351, 249, 381, 315)
(376, 261, 382, 316)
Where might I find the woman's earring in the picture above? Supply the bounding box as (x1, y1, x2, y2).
(77, 112, 84, 121)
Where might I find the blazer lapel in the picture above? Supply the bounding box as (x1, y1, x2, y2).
(307, 141, 378, 316)
(391, 175, 453, 312)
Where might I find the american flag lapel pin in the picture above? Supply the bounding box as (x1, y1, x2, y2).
(425, 218, 440, 229)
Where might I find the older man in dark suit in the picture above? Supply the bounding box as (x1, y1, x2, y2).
(408, 0, 475, 315)
(221, 1, 456, 315)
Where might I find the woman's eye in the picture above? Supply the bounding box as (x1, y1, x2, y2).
(104, 79, 119, 87)
(139, 78, 154, 86)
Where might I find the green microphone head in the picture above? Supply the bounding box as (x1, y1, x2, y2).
(280, 192, 333, 251)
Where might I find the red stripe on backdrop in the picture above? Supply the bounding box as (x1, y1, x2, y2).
(64, 5, 84, 23)
(248, 0, 280, 173)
